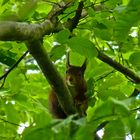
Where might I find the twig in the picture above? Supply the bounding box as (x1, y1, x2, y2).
(96, 70, 115, 82)
(131, 107, 140, 112)
(0, 117, 27, 128)
(97, 50, 140, 83)
(60, 0, 109, 23)
(0, 50, 29, 88)
(59, 10, 75, 22)
(65, 1, 84, 32)
(47, 1, 72, 20)
(0, 77, 6, 88)
(93, 35, 102, 50)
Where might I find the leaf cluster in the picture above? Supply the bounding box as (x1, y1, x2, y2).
(1, 0, 140, 140)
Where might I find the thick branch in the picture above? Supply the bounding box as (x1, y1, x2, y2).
(0, 1, 72, 41)
(97, 50, 140, 83)
(26, 40, 76, 115)
(0, 20, 53, 41)
(65, 1, 84, 31)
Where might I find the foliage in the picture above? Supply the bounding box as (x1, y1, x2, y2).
(0, 0, 140, 140)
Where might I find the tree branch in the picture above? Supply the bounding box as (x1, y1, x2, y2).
(0, 50, 29, 88)
(47, 1, 72, 20)
(0, 1, 73, 41)
(97, 50, 140, 83)
(65, 1, 84, 32)
(0, 20, 53, 41)
(26, 40, 76, 116)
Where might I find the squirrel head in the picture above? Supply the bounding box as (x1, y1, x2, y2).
(66, 53, 87, 87)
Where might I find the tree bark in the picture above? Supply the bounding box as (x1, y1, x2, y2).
(26, 40, 76, 116)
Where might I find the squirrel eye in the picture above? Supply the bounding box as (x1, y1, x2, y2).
(69, 77, 74, 82)
(66, 70, 69, 74)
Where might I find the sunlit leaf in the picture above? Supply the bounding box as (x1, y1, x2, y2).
(50, 45, 66, 61)
(103, 120, 125, 140)
(5, 103, 20, 124)
(67, 37, 98, 58)
(129, 52, 140, 69)
(36, 1, 52, 14)
(55, 29, 70, 44)
(87, 97, 130, 122)
(2, 0, 10, 6)
(135, 120, 140, 140)
(69, 51, 86, 66)
(0, 49, 16, 66)
(22, 126, 53, 140)
(18, 0, 37, 21)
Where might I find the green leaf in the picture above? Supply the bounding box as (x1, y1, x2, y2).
(13, 94, 28, 103)
(86, 61, 113, 78)
(94, 28, 112, 41)
(50, 45, 66, 62)
(67, 37, 98, 58)
(97, 74, 127, 100)
(129, 52, 140, 69)
(36, 1, 52, 14)
(88, 7, 95, 17)
(0, 12, 19, 21)
(0, 122, 17, 139)
(99, 89, 126, 101)
(52, 115, 73, 133)
(135, 120, 140, 140)
(128, 0, 140, 10)
(0, 49, 16, 66)
(51, 115, 80, 140)
(55, 29, 70, 44)
(123, 115, 137, 134)
(0, 0, 140, 138)
(138, 29, 140, 47)
(92, 19, 113, 40)
(114, 5, 126, 13)
(18, 0, 37, 21)
(2, 0, 10, 6)
(87, 97, 130, 122)
(5, 103, 20, 124)
(74, 125, 95, 140)
(5, 69, 25, 93)
(22, 126, 53, 140)
(105, 0, 122, 9)
(123, 0, 129, 5)
(34, 111, 52, 127)
(69, 51, 86, 66)
(72, 117, 86, 126)
(103, 120, 125, 140)
(114, 11, 140, 41)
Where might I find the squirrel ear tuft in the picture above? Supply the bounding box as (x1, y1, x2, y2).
(66, 51, 71, 68)
(81, 58, 87, 72)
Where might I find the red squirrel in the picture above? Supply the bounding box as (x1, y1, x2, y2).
(48, 54, 87, 118)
